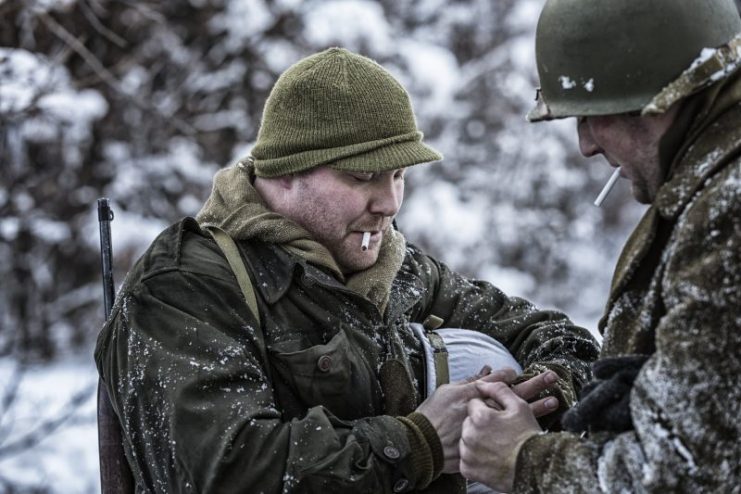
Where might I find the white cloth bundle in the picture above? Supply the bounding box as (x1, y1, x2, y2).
(410, 323, 522, 399)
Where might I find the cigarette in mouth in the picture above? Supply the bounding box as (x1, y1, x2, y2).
(361, 232, 371, 251)
(593, 168, 621, 207)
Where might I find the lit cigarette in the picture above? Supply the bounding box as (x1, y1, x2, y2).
(593, 168, 621, 207)
(361, 232, 371, 251)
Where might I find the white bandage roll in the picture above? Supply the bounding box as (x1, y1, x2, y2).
(410, 323, 522, 399)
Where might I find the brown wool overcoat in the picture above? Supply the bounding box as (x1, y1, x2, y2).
(514, 80, 741, 493)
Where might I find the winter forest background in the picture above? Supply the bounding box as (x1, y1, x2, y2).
(2, 0, 740, 492)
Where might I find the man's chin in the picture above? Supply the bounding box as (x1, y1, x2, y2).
(338, 251, 380, 275)
(631, 184, 653, 205)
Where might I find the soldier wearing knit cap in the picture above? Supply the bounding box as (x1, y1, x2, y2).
(95, 48, 598, 493)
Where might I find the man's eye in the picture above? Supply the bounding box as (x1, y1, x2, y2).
(350, 172, 374, 182)
(394, 171, 405, 180)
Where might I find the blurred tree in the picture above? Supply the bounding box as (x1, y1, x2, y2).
(3, 0, 738, 361)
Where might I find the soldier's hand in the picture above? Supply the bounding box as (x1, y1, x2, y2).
(460, 382, 542, 491)
(508, 370, 561, 417)
(470, 367, 560, 417)
(416, 368, 558, 474)
(416, 368, 516, 473)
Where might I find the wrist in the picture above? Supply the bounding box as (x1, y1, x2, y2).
(396, 412, 444, 489)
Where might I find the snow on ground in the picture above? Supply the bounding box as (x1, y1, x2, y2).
(0, 356, 100, 493)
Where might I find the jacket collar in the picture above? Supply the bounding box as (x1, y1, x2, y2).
(599, 101, 741, 333)
(239, 240, 300, 304)
(240, 237, 423, 321)
(656, 102, 741, 219)
(241, 240, 368, 305)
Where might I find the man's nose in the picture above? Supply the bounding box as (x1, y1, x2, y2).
(369, 178, 402, 217)
(577, 118, 601, 157)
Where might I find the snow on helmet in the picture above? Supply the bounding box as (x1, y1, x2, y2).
(528, 0, 741, 121)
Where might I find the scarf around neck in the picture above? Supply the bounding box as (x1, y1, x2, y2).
(196, 163, 407, 314)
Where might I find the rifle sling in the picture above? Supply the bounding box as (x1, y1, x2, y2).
(205, 227, 269, 371)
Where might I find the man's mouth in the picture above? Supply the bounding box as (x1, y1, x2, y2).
(357, 230, 382, 251)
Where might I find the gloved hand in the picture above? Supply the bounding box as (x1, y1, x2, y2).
(561, 355, 650, 434)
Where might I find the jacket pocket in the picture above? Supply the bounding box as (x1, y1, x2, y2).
(271, 329, 378, 419)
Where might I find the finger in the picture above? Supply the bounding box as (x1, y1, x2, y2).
(475, 381, 523, 410)
(466, 396, 497, 425)
(476, 367, 518, 385)
(462, 365, 492, 383)
(511, 371, 558, 401)
(529, 396, 560, 418)
(453, 381, 487, 401)
(483, 397, 503, 411)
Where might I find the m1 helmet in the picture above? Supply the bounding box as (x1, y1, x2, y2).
(528, 0, 741, 121)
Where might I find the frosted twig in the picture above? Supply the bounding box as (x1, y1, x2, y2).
(0, 383, 94, 459)
(80, 0, 127, 48)
(0, 364, 24, 438)
(38, 11, 196, 135)
(39, 11, 122, 91)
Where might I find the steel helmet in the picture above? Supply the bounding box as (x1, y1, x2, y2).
(528, 0, 741, 121)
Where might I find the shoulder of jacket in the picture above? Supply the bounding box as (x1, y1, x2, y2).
(678, 156, 740, 230)
(399, 242, 442, 280)
(123, 217, 225, 284)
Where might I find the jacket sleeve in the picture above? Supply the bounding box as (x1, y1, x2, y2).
(512, 167, 741, 492)
(95, 268, 438, 494)
(409, 248, 599, 422)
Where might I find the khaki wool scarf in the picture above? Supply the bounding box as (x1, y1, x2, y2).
(196, 164, 407, 314)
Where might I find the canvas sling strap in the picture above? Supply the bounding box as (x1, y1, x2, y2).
(422, 314, 449, 388)
(204, 226, 270, 374)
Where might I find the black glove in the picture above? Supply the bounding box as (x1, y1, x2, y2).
(561, 355, 650, 434)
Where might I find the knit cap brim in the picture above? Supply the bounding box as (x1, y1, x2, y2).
(329, 135, 442, 173)
(253, 130, 442, 177)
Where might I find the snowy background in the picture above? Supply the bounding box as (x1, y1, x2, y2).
(6, 0, 737, 492)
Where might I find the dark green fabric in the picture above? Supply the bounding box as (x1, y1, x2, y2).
(249, 47, 442, 177)
(514, 100, 741, 492)
(396, 413, 442, 489)
(94, 221, 598, 493)
(529, 0, 741, 121)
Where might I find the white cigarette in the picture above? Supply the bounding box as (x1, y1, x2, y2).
(361, 232, 371, 251)
(593, 168, 621, 207)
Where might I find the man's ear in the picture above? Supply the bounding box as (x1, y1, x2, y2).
(254, 174, 295, 192)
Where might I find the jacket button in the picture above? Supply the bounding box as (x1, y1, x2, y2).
(393, 478, 409, 492)
(317, 355, 332, 372)
(383, 445, 400, 460)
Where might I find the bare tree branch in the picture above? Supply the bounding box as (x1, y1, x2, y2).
(79, 0, 127, 48)
(38, 11, 123, 92)
(0, 383, 94, 459)
(0, 364, 24, 440)
(38, 10, 196, 135)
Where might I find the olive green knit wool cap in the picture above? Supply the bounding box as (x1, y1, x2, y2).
(249, 47, 443, 177)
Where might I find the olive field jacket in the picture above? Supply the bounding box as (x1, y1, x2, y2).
(95, 219, 598, 493)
